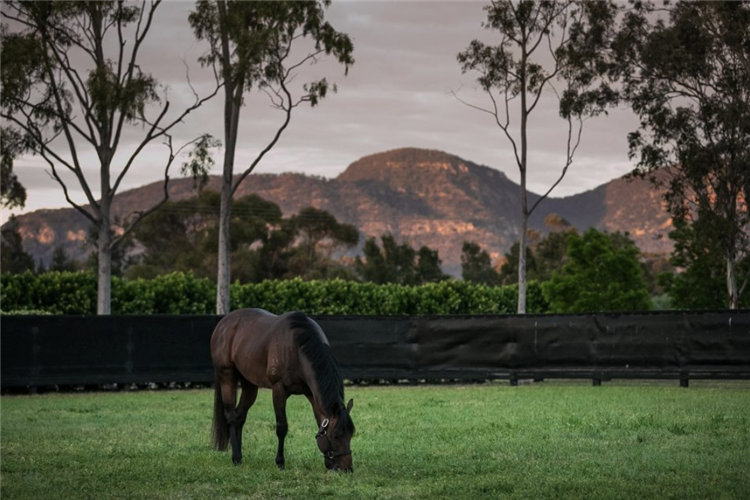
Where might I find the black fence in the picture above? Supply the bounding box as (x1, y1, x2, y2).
(2, 311, 749, 389)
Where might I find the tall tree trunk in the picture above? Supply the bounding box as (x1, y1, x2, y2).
(727, 256, 739, 310)
(215, 88, 240, 315)
(216, 176, 232, 315)
(97, 213, 112, 315)
(97, 139, 112, 315)
(517, 47, 529, 315)
(215, 0, 239, 316)
(517, 186, 528, 314)
(215, 85, 241, 315)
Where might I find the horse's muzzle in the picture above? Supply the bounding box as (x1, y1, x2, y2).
(324, 448, 353, 473)
(330, 464, 353, 473)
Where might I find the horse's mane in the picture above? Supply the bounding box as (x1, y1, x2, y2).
(288, 312, 354, 435)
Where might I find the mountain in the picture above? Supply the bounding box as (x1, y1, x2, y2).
(4, 148, 673, 275)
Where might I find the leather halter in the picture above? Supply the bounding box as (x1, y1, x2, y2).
(316, 418, 352, 460)
(325, 449, 352, 459)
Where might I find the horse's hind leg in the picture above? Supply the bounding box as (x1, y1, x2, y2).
(272, 384, 290, 470)
(235, 377, 259, 464)
(212, 368, 235, 452)
(216, 368, 244, 465)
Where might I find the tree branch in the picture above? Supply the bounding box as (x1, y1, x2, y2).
(231, 74, 294, 196)
(112, 70, 220, 197)
(111, 133, 192, 250)
(529, 113, 584, 216)
(40, 150, 98, 225)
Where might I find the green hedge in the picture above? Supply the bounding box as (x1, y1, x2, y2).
(0, 271, 548, 315)
(1, 271, 98, 315)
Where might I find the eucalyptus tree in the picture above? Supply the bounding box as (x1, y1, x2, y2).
(0, 224, 34, 274)
(189, 0, 354, 314)
(614, 1, 750, 309)
(127, 191, 284, 281)
(0, 1, 218, 314)
(542, 228, 651, 313)
(49, 245, 78, 273)
(290, 206, 359, 276)
(457, 0, 618, 313)
(355, 234, 445, 285)
(1, 128, 26, 209)
(461, 241, 501, 286)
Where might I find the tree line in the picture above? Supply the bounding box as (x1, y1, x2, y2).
(2, 1, 748, 313)
(5, 191, 746, 310)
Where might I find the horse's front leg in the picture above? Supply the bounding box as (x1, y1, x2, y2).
(271, 385, 289, 470)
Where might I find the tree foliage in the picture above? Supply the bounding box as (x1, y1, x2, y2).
(658, 220, 750, 310)
(189, 0, 354, 314)
(0, 128, 27, 209)
(49, 245, 77, 273)
(457, 0, 619, 313)
(0, 224, 34, 275)
(498, 241, 537, 286)
(287, 207, 359, 279)
(542, 228, 651, 313)
(355, 234, 446, 286)
(127, 190, 283, 281)
(461, 241, 500, 286)
(125, 191, 358, 283)
(614, 0, 750, 309)
(499, 214, 577, 285)
(0, 1, 217, 314)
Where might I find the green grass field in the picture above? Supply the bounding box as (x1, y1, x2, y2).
(2, 382, 749, 499)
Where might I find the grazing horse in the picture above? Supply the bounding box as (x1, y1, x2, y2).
(210, 308, 355, 472)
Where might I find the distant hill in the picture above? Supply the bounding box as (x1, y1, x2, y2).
(4, 147, 673, 276)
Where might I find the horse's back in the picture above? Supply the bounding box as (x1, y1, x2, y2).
(211, 308, 307, 389)
(211, 308, 275, 364)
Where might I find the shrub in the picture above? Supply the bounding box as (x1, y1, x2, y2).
(0, 272, 549, 315)
(0, 271, 97, 315)
(113, 272, 215, 314)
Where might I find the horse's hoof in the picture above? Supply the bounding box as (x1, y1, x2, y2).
(232, 458, 242, 466)
(276, 462, 285, 470)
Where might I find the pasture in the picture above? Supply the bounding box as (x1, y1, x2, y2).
(2, 382, 749, 499)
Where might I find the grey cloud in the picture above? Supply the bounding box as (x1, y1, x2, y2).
(5, 0, 640, 225)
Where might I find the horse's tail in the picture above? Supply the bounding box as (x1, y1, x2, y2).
(212, 375, 230, 451)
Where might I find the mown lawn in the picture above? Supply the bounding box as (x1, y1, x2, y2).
(2, 382, 749, 499)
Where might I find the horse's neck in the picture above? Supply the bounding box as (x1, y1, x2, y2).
(296, 335, 341, 418)
(307, 375, 341, 419)
(308, 382, 332, 418)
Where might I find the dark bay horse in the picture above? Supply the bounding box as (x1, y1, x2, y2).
(210, 308, 355, 472)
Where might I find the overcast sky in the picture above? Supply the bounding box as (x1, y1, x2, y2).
(2, 0, 641, 225)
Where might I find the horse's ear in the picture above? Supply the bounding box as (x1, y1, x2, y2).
(346, 398, 353, 414)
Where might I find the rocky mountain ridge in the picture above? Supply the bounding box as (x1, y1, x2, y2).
(4, 147, 673, 275)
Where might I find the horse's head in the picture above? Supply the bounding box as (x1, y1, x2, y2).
(316, 398, 355, 472)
